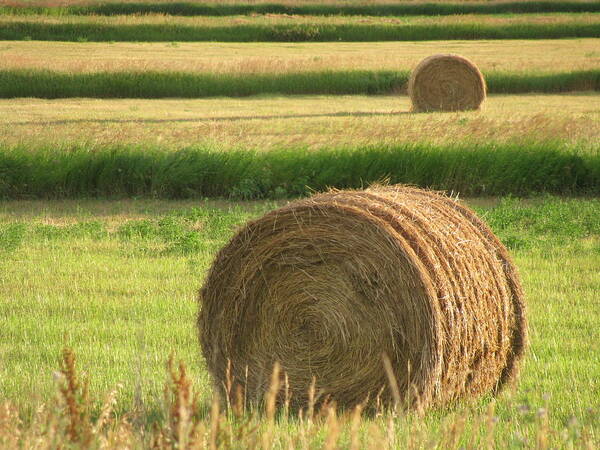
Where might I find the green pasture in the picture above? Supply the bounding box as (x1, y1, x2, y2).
(0, 69, 598, 98)
(1, 196, 599, 446)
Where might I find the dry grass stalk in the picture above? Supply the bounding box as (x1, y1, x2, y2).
(262, 362, 281, 449)
(323, 406, 340, 450)
(0, 402, 21, 449)
(2, 347, 598, 448)
(198, 185, 527, 413)
(382, 354, 400, 411)
(58, 347, 93, 446)
(349, 404, 363, 450)
(164, 355, 199, 448)
(408, 54, 487, 112)
(93, 383, 121, 436)
(209, 395, 220, 450)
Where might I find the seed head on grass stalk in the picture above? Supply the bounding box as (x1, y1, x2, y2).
(164, 355, 199, 448)
(57, 347, 92, 447)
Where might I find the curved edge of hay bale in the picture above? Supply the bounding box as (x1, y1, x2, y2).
(408, 54, 487, 112)
(332, 185, 527, 401)
(435, 193, 528, 391)
(368, 185, 527, 392)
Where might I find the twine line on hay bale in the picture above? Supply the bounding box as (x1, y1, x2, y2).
(198, 185, 526, 412)
(408, 54, 487, 112)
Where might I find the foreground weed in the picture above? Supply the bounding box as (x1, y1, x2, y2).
(0, 222, 25, 253)
(57, 347, 93, 446)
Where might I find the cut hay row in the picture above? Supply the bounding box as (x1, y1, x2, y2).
(3, 1, 600, 17)
(3, 39, 599, 74)
(1, 20, 599, 42)
(199, 185, 527, 410)
(409, 54, 487, 112)
(1, 69, 598, 99)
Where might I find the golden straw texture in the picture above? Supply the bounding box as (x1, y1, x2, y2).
(198, 185, 526, 411)
(408, 54, 487, 112)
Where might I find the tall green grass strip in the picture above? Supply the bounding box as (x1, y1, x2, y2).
(0, 70, 402, 98)
(2, 21, 599, 42)
(1, 69, 598, 98)
(3, 1, 600, 17)
(1, 143, 598, 199)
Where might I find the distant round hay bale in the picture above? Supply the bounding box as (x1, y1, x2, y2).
(408, 54, 486, 112)
(198, 185, 526, 411)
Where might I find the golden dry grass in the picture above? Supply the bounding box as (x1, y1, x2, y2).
(1, 39, 599, 73)
(0, 12, 597, 26)
(1, 94, 598, 150)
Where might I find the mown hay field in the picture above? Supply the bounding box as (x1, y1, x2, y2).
(2, 94, 598, 149)
(2, 40, 599, 99)
(1, 1, 599, 448)
(3, 39, 598, 73)
(2, 11, 598, 27)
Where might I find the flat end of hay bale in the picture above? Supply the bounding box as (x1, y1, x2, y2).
(408, 54, 487, 112)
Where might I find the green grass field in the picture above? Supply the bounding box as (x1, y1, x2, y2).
(1, 197, 599, 446)
(2, 141, 600, 199)
(1, 93, 598, 199)
(2, 68, 599, 98)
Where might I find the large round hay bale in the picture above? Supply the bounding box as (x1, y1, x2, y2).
(198, 185, 526, 411)
(408, 54, 486, 112)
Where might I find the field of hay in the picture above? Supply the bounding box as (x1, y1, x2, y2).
(3, 94, 599, 148)
(1, 1, 599, 448)
(2, 39, 600, 73)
